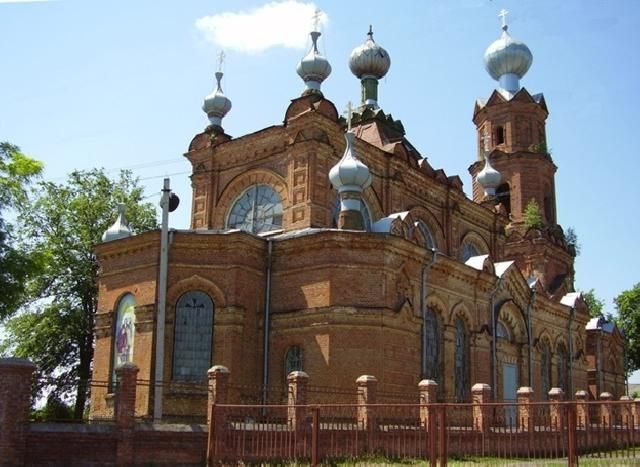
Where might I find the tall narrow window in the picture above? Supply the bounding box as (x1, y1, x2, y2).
(540, 343, 551, 400)
(556, 344, 568, 394)
(424, 308, 440, 382)
(454, 317, 469, 402)
(496, 183, 511, 216)
(284, 346, 303, 380)
(460, 243, 480, 263)
(112, 293, 137, 386)
(495, 126, 505, 145)
(173, 291, 214, 381)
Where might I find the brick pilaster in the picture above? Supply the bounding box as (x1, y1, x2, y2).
(419, 379, 438, 427)
(115, 362, 139, 465)
(517, 386, 534, 432)
(472, 383, 492, 432)
(356, 375, 377, 431)
(548, 387, 565, 431)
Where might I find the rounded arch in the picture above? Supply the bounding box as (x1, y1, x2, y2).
(214, 169, 289, 228)
(497, 301, 528, 343)
(407, 206, 445, 250)
(459, 231, 490, 262)
(111, 292, 137, 387)
(330, 186, 383, 228)
(167, 275, 227, 314)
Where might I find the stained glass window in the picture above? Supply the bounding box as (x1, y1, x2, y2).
(285, 346, 303, 380)
(173, 291, 214, 381)
(424, 308, 440, 381)
(112, 294, 137, 387)
(454, 317, 469, 402)
(227, 184, 283, 234)
(496, 322, 510, 340)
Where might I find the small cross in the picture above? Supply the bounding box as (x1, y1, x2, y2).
(217, 51, 225, 72)
(498, 9, 509, 30)
(312, 8, 322, 32)
(367, 24, 374, 39)
(345, 101, 353, 131)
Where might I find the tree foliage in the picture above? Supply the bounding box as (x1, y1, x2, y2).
(565, 226, 581, 257)
(523, 198, 544, 230)
(0, 142, 43, 318)
(582, 289, 607, 319)
(615, 283, 640, 372)
(0, 169, 156, 418)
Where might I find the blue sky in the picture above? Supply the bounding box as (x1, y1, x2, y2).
(3, 1, 639, 381)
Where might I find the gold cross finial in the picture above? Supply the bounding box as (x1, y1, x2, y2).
(498, 9, 509, 30)
(345, 101, 353, 131)
(217, 51, 225, 72)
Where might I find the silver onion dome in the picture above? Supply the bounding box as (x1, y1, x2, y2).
(203, 71, 232, 128)
(296, 31, 331, 94)
(349, 26, 390, 80)
(484, 22, 532, 94)
(102, 203, 134, 242)
(476, 153, 502, 197)
(329, 132, 372, 194)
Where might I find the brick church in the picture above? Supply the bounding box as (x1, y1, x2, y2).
(90, 16, 625, 420)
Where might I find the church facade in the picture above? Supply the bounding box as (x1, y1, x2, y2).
(90, 17, 625, 421)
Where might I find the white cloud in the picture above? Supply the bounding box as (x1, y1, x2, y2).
(195, 1, 328, 54)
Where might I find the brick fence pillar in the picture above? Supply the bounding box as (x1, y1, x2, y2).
(418, 379, 438, 427)
(0, 358, 36, 465)
(619, 395, 632, 428)
(633, 398, 640, 429)
(207, 365, 230, 424)
(575, 390, 589, 430)
(472, 383, 492, 433)
(517, 386, 534, 432)
(548, 388, 565, 431)
(599, 392, 613, 427)
(356, 375, 377, 431)
(115, 363, 139, 465)
(287, 371, 309, 432)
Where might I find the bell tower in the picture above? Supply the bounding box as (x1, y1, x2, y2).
(469, 11, 574, 296)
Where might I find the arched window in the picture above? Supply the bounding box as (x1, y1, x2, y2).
(112, 293, 137, 386)
(460, 243, 480, 263)
(540, 342, 551, 400)
(227, 184, 283, 234)
(416, 221, 436, 250)
(556, 343, 568, 394)
(331, 195, 372, 231)
(173, 291, 214, 381)
(454, 317, 470, 402)
(424, 308, 440, 381)
(495, 126, 505, 145)
(496, 183, 511, 216)
(496, 322, 510, 340)
(284, 346, 303, 380)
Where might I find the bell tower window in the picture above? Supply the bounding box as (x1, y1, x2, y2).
(496, 183, 511, 217)
(495, 126, 505, 145)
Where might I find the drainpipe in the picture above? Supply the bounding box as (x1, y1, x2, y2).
(490, 276, 504, 400)
(526, 289, 536, 387)
(567, 305, 575, 396)
(261, 239, 274, 406)
(154, 178, 171, 422)
(597, 328, 603, 396)
(420, 248, 439, 379)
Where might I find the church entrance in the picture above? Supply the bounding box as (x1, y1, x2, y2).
(503, 363, 518, 426)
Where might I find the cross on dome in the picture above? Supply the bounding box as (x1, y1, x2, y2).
(498, 9, 509, 31)
(344, 101, 354, 131)
(312, 8, 322, 32)
(217, 51, 225, 72)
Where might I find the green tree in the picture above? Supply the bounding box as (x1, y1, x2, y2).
(582, 288, 608, 319)
(0, 169, 156, 418)
(615, 283, 640, 372)
(0, 142, 43, 317)
(565, 226, 581, 256)
(523, 198, 544, 230)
